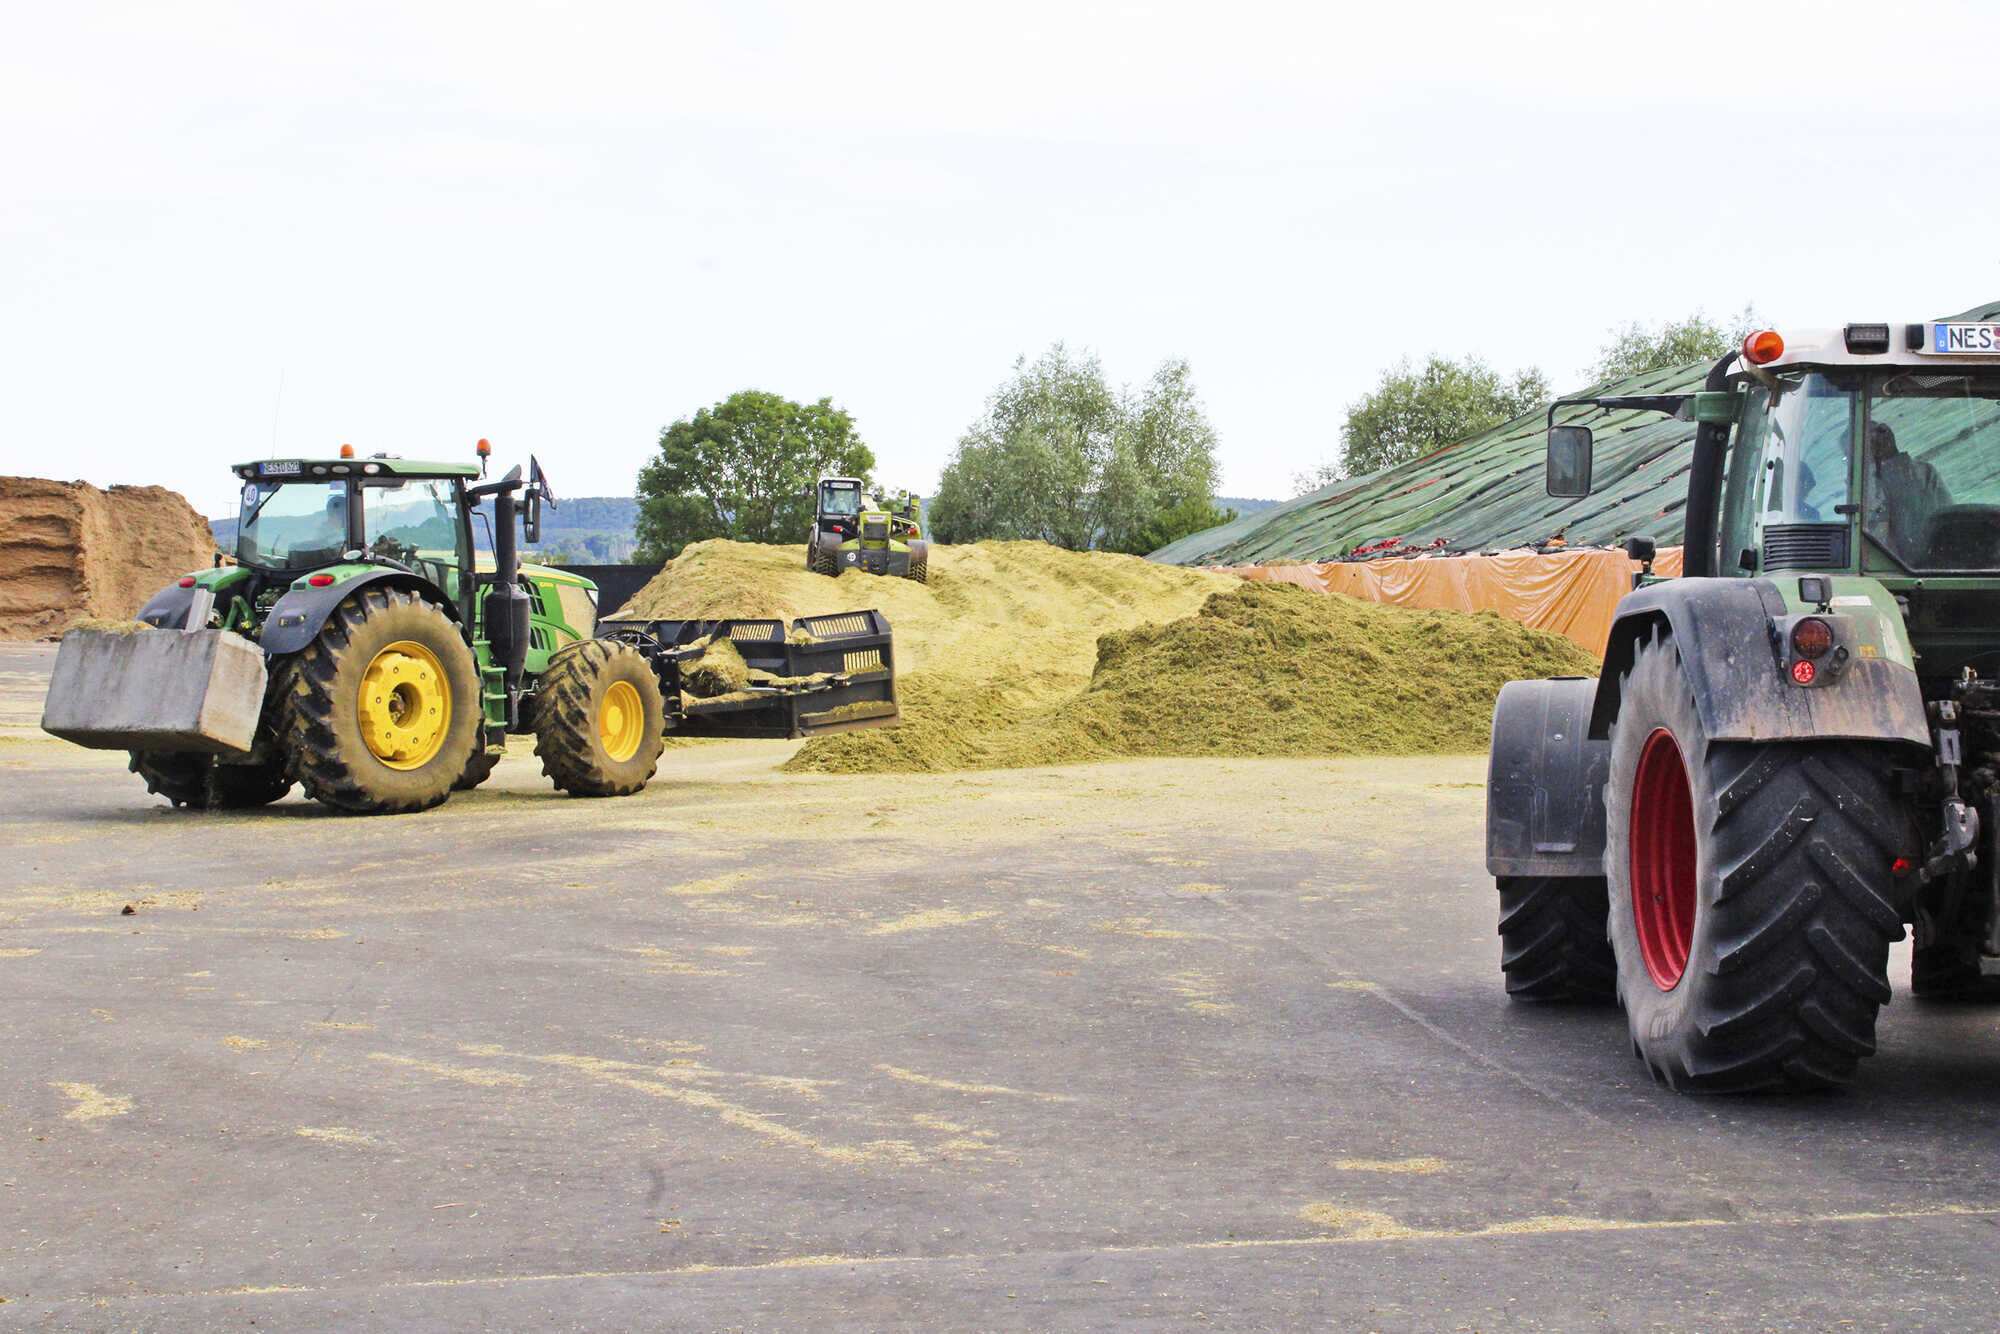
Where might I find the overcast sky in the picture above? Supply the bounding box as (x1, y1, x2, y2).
(5, 1, 1998, 519)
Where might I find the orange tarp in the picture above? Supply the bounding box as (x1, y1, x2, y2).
(1226, 547, 1685, 658)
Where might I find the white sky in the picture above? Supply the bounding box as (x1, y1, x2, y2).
(5, 1, 1998, 519)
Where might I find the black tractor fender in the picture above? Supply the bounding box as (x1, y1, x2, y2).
(1587, 578, 1929, 747)
(1487, 677, 1609, 877)
(136, 581, 200, 630)
(259, 571, 462, 657)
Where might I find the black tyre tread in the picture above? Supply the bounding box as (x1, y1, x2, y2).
(532, 639, 666, 797)
(1607, 629, 1915, 1093)
(1497, 875, 1616, 1001)
(128, 751, 209, 808)
(128, 751, 291, 809)
(454, 748, 502, 792)
(280, 588, 479, 814)
(907, 556, 928, 584)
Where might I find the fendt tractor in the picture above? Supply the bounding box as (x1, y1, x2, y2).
(806, 477, 928, 582)
(1488, 307, 2000, 1091)
(41, 442, 898, 815)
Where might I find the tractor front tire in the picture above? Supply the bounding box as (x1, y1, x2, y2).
(128, 751, 293, 810)
(1604, 627, 1913, 1092)
(281, 589, 481, 814)
(533, 639, 666, 797)
(1498, 875, 1615, 1001)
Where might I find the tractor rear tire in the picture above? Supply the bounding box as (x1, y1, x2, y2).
(906, 539, 929, 584)
(1497, 875, 1615, 1001)
(533, 639, 666, 797)
(281, 588, 481, 814)
(128, 751, 293, 810)
(810, 541, 839, 577)
(454, 748, 502, 792)
(1604, 627, 1914, 1092)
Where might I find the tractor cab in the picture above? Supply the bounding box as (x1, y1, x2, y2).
(1548, 318, 2000, 677)
(817, 477, 865, 528)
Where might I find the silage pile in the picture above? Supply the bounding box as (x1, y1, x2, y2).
(615, 539, 1237, 768)
(989, 581, 1601, 766)
(0, 476, 219, 640)
(617, 539, 1599, 773)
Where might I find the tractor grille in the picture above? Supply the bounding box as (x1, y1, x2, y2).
(843, 649, 884, 674)
(863, 521, 888, 541)
(1762, 523, 1849, 570)
(803, 613, 872, 638)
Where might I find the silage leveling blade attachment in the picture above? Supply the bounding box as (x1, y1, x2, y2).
(598, 609, 899, 738)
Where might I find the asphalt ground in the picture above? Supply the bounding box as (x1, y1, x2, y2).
(3, 640, 1999, 1331)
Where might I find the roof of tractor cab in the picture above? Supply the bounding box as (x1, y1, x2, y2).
(232, 457, 482, 482)
(1748, 303, 2000, 375)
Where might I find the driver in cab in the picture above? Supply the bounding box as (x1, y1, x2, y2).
(1865, 421, 1950, 557)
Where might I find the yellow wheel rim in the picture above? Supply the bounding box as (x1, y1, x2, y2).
(598, 679, 645, 763)
(357, 640, 451, 770)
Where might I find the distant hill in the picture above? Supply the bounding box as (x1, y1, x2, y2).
(1217, 496, 1280, 517)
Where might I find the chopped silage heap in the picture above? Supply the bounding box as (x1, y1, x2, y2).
(615, 540, 1599, 774)
(678, 637, 753, 696)
(616, 538, 1236, 764)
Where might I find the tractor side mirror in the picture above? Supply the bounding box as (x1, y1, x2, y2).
(522, 489, 541, 545)
(1546, 426, 1594, 497)
(522, 455, 554, 545)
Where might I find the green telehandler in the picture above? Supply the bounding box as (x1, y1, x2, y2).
(1487, 309, 2000, 1090)
(806, 477, 928, 582)
(41, 442, 899, 814)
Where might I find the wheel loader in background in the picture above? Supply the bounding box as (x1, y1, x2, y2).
(41, 443, 898, 814)
(1487, 310, 2000, 1091)
(807, 477, 928, 582)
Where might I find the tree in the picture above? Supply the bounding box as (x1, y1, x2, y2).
(634, 391, 874, 561)
(1590, 307, 1761, 383)
(1111, 495, 1239, 556)
(1293, 356, 1549, 493)
(928, 345, 1223, 551)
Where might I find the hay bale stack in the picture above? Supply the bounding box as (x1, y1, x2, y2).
(0, 477, 218, 641)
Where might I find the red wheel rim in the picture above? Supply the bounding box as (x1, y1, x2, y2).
(1630, 727, 1697, 989)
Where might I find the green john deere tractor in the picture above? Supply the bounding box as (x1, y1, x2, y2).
(806, 477, 928, 582)
(41, 443, 899, 814)
(1487, 308, 2000, 1091)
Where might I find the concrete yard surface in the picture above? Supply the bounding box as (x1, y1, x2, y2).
(3, 643, 2000, 1330)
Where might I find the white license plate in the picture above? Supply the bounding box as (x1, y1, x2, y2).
(258, 460, 302, 476)
(1929, 323, 2000, 354)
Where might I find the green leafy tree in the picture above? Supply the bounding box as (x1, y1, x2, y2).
(1294, 356, 1549, 494)
(1591, 306, 1761, 383)
(635, 391, 874, 561)
(1110, 495, 1238, 556)
(929, 346, 1223, 550)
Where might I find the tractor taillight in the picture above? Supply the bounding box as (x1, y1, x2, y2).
(1743, 330, 1785, 365)
(308, 573, 335, 587)
(178, 576, 197, 588)
(1791, 659, 1816, 685)
(1790, 618, 1833, 660)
